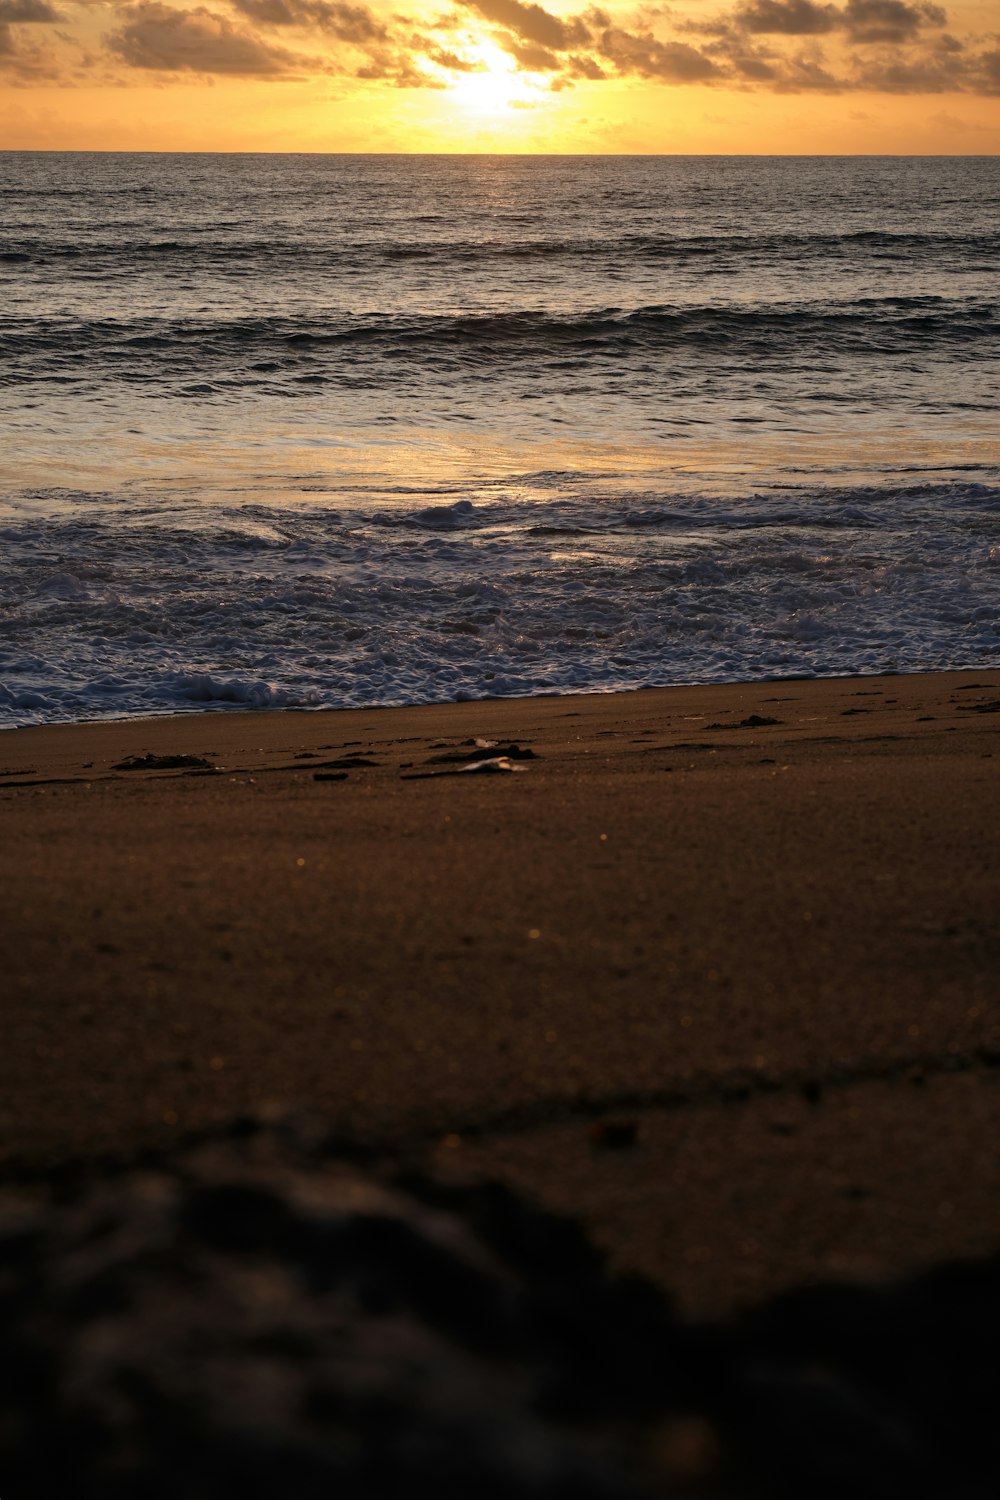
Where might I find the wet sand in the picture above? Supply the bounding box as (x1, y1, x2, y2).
(3, 668, 1000, 1317)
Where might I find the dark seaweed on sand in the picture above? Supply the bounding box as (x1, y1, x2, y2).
(112, 753, 216, 771)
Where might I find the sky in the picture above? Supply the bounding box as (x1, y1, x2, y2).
(1, 0, 998, 152)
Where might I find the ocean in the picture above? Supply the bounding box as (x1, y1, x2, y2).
(1, 151, 997, 727)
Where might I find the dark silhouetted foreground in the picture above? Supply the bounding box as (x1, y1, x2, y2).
(2, 1120, 998, 1500)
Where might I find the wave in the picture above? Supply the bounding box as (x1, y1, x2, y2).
(3, 228, 998, 272)
(2, 297, 996, 390)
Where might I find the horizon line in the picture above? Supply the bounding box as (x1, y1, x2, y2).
(1, 147, 997, 158)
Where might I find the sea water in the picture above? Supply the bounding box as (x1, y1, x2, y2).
(1, 152, 997, 726)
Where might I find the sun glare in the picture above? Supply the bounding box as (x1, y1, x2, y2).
(446, 40, 537, 113)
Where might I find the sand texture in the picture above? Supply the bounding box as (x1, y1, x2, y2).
(3, 669, 1000, 1320)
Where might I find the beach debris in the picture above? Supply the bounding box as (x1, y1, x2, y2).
(706, 715, 781, 731)
(957, 699, 1000, 714)
(402, 745, 532, 778)
(427, 743, 537, 766)
(112, 753, 215, 771)
(313, 771, 349, 782)
(459, 756, 524, 773)
(317, 755, 379, 768)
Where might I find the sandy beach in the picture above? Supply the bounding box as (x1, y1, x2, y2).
(3, 667, 999, 1321)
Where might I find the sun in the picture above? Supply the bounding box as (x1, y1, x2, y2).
(446, 39, 537, 112)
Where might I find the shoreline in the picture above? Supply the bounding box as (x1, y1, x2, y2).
(4, 665, 1000, 1317)
(4, 658, 998, 739)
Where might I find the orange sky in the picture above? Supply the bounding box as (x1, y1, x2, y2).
(1, 0, 998, 151)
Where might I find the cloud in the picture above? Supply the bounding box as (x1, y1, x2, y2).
(449, 0, 1000, 94)
(230, 0, 458, 83)
(851, 42, 989, 90)
(734, 0, 943, 37)
(355, 45, 443, 80)
(0, 0, 61, 18)
(422, 39, 477, 64)
(775, 43, 839, 83)
(979, 46, 1000, 92)
(672, 0, 997, 91)
(48, 0, 995, 97)
(842, 0, 945, 43)
(0, 0, 66, 77)
(231, 0, 388, 42)
(566, 48, 605, 75)
(106, 1, 312, 73)
(595, 25, 720, 76)
(458, 0, 588, 50)
(715, 41, 779, 76)
(739, 0, 839, 34)
(454, 0, 721, 80)
(504, 35, 560, 65)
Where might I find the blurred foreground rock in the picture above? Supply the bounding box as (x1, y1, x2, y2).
(1, 1120, 998, 1499)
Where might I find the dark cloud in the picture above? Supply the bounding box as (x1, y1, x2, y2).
(306, 0, 387, 40)
(702, 27, 842, 85)
(228, 0, 446, 84)
(706, 28, 837, 82)
(458, 0, 588, 51)
(843, 0, 945, 42)
(732, 49, 776, 74)
(705, 32, 780, 73)
(596, 24, 720, 76)
(714, 0, 945, 42)
(566, 48, 605, 75)
(422, 39, 477, 64)
(775, 43, 839, 83)
(739, 0, 838, 34)
(0, 16, 66, 75)
(0, 0, 61, 18)
(979, 45, 1000, 92)
(355, 45, 443, 79)
(740, 0, 839, 31)
(106, 1, 310, 73)
(0, 0, 66, 79)
(231, 0, 388, 42)
(504, 35, 560, 65)
(851, 41, 988, 90)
